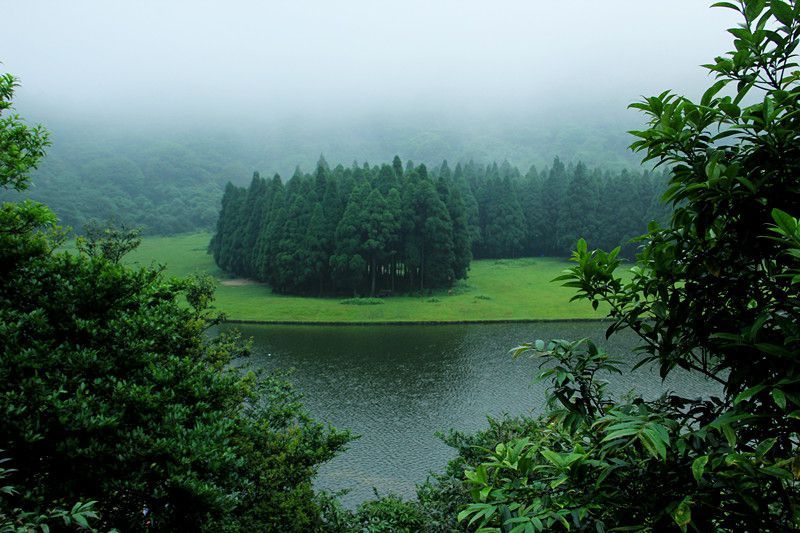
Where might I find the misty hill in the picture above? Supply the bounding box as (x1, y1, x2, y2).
(2, 115, 641, 235)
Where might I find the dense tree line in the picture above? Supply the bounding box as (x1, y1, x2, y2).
(456, 157, 668, 258)
(210, 157, 471, 295)
(210, 156, 667, 295)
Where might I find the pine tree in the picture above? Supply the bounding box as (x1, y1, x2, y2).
(305, 203, 328, 295)
(453, 162, 481, 251)
(415, 178, 454, 290)
(437, 176, 471, 279)
(253, 178, 285, 282)
(215, 184, 247, 273)
(240, 172, 267, 277)
(392, 155, 404, 178)
(541, 157, 568, 255)
(375, 164, 397, 195)
(331, 182, 370, 294)
(559, 162, 599, 252)
(520, 165, 544, 255)
(209, 182, 240, 268)
(362, 188, 400, 296)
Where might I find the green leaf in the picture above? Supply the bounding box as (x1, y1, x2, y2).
(734, 384, 766, 404)
(754, 343, 792, 357)
(762, 466, 794, 479)
(721, 424, 737, 447)
(541, 449, 564, 468)
(772, 208, 797, 235)
(702, 79, 729, 105)
(692, 455, 709, 482)
(756, 437, 777, 457)
(745, 0, 767, 21)
(773, 388, 787, 409)
(641, 427, 669, 460)
(672, 497, 692, 528)
(73, 514, 90, 529)
(602, 427, 641, 442)
(550, 474, 568, 489)
(770, 0, 794, 25)
(711, 1, 741, 10)
(736, 176, 756, 193)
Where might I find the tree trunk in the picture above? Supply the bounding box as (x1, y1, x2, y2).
(370, 257, 377, 297)
(419, 251, 425, 293)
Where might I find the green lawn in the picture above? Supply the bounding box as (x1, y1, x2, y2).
(126, 233, 614, 323)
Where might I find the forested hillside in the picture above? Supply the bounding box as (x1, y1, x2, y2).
(0, 115, 639, 236)
(0, 128, 254, 234)
(210, 156, 667, 296)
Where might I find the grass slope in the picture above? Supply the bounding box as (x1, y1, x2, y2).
(126, 233, 611, 323)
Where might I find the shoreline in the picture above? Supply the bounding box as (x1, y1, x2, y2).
(222, 317, 609, 326)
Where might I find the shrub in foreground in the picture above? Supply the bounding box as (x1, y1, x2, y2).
(459, 1, 800, 530)
(0, 69, 350, 531)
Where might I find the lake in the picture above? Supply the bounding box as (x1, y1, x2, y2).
(224, 322, 718, 507)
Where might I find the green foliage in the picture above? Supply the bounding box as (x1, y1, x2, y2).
(0, 134, 232, 235)
(0, 72, 49, 191)
(2, 196, 351, 532)
(0, 457, 99, 532)
(354, 495, 428, 532)
(458, 1, 800, 530)
(76, 219, 142, 263)
(318, 493, 430, 532)
(0, 69, 350, 531)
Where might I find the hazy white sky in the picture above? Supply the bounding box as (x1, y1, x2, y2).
(2, 1, 740, 123)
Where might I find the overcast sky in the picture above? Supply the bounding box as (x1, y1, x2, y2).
(2, 1, 739, 125)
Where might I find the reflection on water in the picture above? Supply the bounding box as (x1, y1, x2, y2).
(224, 322, 718, 507)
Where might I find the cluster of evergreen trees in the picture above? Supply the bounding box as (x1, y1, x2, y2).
(210, 156, 470, 295)
(210, 156, 667, 296)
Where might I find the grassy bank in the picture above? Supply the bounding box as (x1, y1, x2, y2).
(126, 233, 612, 323)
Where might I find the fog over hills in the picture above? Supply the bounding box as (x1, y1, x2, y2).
(4, 1, 737, 172)
(0, 1, 741, 235)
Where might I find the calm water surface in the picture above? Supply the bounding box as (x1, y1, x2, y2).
(224, 322, 717, 507)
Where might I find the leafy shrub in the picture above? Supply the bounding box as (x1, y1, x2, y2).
(0, 457, 99, 532)
(459, 1, 800, 530)
(355, 495, 428, 532)
(0, 69, 351, 532)
(319, 493, 428, 532)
